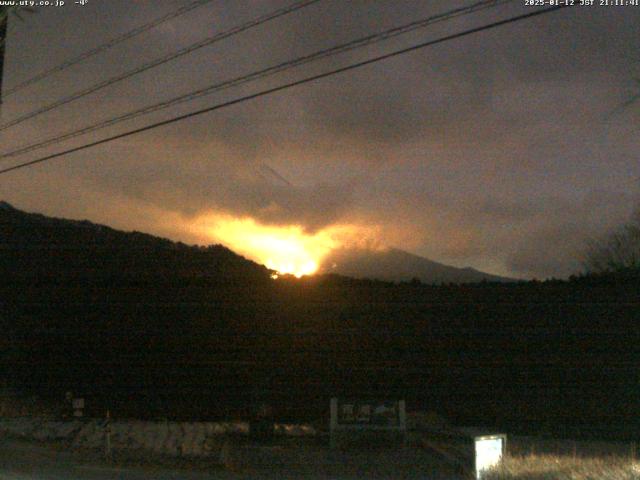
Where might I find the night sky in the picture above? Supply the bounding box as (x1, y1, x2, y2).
(1, 0, 638, 279)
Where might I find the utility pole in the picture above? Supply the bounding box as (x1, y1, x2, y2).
(0, 6, 8, 107)
(0, 7, 34, 109)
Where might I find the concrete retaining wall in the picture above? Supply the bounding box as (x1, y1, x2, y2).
(0, 417, 315, 458)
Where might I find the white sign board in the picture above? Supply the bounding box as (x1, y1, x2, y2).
(475, 434, 506, 479)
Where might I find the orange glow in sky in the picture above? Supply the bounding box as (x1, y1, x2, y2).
(193, 213, 380, 278)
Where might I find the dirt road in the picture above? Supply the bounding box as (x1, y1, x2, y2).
(0, 437, 461, 479)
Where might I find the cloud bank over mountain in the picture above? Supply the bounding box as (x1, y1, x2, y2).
(2, 1, 638, 278)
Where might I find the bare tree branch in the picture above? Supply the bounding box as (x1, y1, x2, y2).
(584, 205, 640, 274)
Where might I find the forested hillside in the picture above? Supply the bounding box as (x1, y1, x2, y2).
(2, 202, 639, 439)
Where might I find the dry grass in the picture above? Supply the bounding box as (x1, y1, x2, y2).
(484, 454, 640, 480)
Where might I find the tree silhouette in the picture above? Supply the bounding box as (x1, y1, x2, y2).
(584, 204, 640, 274)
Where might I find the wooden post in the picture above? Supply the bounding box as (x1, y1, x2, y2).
(329, 398, 338, 449)
(631, 441, 636, 463)
(398, 400, 407, 447)
(105, 409, 112, 461)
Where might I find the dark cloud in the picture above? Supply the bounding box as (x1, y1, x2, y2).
(1, 0, 639, 278)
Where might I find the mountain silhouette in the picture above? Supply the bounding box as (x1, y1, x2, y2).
(0, 201, 271, 285)
(323, 247, 515, 284)
(1, 201, 512, 284)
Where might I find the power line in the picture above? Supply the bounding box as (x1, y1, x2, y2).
(0, 0, 322, 132)
(0, 0, 511, 160)
(0, 5, 568, 177)
(2, 0, 216, 98)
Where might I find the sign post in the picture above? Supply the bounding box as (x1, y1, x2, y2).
(72, 397, 85, 417)
(330, 398, 406, 449)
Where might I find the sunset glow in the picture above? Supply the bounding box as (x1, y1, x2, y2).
(193, 213, 381, 278)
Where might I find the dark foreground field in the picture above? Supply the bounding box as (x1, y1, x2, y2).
(0, 436, 463, 480)
(2, 424, 639, 480)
